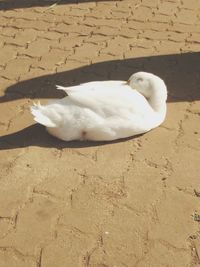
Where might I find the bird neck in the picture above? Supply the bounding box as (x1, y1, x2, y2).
(148, 80, 167, 115)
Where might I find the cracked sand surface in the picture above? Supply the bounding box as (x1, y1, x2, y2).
(0, 0, 200, 266)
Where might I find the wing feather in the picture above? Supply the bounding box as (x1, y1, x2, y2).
(60, 82, 152, 117)
(56, 81, 126, 94)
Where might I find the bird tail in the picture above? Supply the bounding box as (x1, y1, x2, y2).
(30, 102, 57, 127)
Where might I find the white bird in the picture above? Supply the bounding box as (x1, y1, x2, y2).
(31, 72, 167, 141)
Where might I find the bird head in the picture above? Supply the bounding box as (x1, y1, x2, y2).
(127, 72, 167, 100)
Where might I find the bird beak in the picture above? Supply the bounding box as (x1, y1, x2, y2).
(125, 79, 130, 85)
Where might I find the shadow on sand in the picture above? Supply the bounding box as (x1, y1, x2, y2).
(0, 52, 199, 150)
(0, 0, 117, 10)
(1, 52, 199, 104)
(0, 124, 139, 150)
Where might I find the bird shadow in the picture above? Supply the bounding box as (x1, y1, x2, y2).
(0, 52, 199, 150)
(1, 52, 199, 104)
(0, 0, 117, 11)
(0, 124, 139, 150)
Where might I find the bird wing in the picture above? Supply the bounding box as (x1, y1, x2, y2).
(58, 81, 152, 117)
(56, 81, 126, 94)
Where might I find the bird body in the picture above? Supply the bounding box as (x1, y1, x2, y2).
(31, 72, 167, 141)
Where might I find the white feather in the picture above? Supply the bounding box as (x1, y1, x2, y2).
(30, 72, 167, 141)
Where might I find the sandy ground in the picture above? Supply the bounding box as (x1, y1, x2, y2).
(0, 0, 200, 266)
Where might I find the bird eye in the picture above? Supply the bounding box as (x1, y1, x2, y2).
(137, 78, 143, 82)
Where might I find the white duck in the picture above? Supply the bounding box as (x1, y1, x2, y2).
(31, 72, 167, 141)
